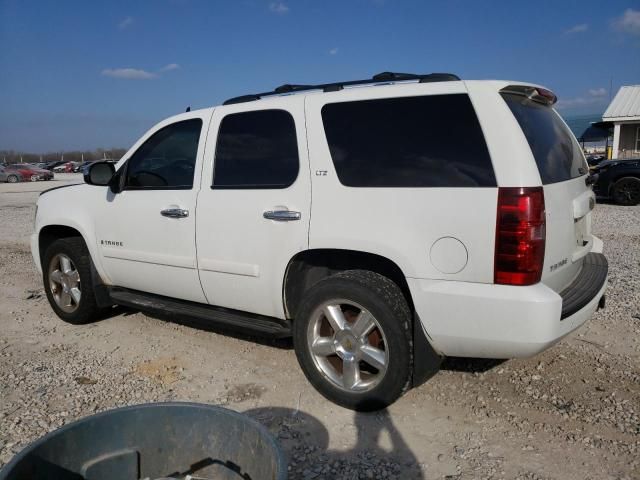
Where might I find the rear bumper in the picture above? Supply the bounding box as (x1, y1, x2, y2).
(408, 252, 608, 359)
(560, 253, 607, 319)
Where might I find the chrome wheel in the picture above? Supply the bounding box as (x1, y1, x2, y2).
(307, 299, 388, 392)
(48, 253, 81, 313)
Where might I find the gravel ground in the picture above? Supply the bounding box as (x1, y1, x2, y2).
(0, 175, 638, 479)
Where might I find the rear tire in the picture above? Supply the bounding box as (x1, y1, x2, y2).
(293, 270, 412, 411)
(7, 175, 19, 183)
(43, 237, 101, 325)
(612, 177, 640, 206)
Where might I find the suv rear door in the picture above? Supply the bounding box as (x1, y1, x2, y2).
(499, 88, 594, 292)
(195, 97, 311, 319)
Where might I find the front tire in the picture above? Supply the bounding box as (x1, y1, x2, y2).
(7, 175, 19, 183)
(293, 270, 412, 411)
(612, 177, 640, 206)
(42, 237, 101, 324)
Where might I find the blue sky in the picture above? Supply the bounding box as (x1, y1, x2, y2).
(1, 0, 639, 152)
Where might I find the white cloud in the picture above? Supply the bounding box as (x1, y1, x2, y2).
(118, 16, 134, 30)
(556, 96, 605, 110)
(588, 88, 608, 97)
(101, 68, 157, 80)
(329, 47, 339, 55)
(269, 2, 289, 14)
(160, 63, 180, 72)
(101, 63, 181, 80)
(612, 8, 640, 35)
(554, 87, 611, 110)
(564, 23, 588, 34)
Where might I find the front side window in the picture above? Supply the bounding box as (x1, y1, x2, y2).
(321, 94, 496, 188)
(125, 119, 202, 189)
(212, 109, 299, 189)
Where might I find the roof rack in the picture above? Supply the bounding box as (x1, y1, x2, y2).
(223, 71, 460, 105)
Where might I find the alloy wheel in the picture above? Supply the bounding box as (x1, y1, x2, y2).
(48, 253, 81, 313)
(307, 299, 389, 393)
(616, 179, 640, 204)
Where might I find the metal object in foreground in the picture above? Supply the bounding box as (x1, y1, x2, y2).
(0, 402, 286, 480)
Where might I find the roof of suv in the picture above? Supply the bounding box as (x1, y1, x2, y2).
(223, 71, 461, 105)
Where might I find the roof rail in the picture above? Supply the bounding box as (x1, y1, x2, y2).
(223, 71, 460, 105)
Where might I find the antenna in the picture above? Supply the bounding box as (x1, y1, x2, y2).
(609, 77, 613, 103)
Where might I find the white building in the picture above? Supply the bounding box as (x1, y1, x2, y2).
(603, 85, 640, 159)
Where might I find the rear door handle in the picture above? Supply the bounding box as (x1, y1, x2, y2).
(161, 207, 189, 218)
(263, 209, 301, 221)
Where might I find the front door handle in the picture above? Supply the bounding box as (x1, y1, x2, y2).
(161, 207, 189, 218)
(263, 209, 301, 222)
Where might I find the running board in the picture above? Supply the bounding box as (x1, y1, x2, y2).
(108, 288, 292, 338)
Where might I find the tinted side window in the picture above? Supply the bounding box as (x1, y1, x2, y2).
(501, 93, 587, 184)
(321, 94, 495, 188)
(125, 119, 202, 189)
(213, 110, 299, 189)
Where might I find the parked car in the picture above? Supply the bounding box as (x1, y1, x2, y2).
(592, 158, 640, 205)
(586, 154, 606, 168)
(1, 164, 53, 182)
(31, 72, 608, 410)
(0, 164, 26, 183)
(53, 162, 78, 173)
(74, 161, 95, 173)
(43, 161, 67, 171)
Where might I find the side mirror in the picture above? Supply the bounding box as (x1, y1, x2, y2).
(84, 162, 115, 187)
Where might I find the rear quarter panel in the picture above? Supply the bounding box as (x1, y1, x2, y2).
(468, 81, 595, 293)
(305, 82, 498, 282)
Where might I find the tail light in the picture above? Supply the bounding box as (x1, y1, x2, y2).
(495, 187, 546, 286)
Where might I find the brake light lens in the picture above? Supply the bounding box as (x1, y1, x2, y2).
(495, 187, 546, 286)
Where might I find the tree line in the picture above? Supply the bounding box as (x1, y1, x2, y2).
(0, 148, 128, 165)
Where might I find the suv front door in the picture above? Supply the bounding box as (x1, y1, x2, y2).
(95, 112, 211, 303)
(196, 98, 311, 318)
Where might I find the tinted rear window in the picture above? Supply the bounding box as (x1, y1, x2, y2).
(321, 94, 496, 188)
(213, 109, 299, 189)
(501, 93, 588, 184)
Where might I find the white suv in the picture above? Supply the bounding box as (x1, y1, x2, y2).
(31, 72, 608, 410)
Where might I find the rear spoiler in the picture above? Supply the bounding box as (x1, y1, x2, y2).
(500, 85, 557, 106)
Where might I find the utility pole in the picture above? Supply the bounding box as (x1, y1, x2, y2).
(609, 77, 613, 103)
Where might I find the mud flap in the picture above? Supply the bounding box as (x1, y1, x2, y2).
(412, 313, 442, 388)
(90, 259, 114, 309)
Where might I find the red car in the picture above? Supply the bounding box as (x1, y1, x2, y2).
(0, 164, 54, 182)
(52, 161, 78, 173)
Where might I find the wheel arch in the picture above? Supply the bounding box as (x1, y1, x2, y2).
(284, 249, 442, 393)
(38, 224, 85, 266)
(282, 248, 414, 319)
(38, 223, 113, 308)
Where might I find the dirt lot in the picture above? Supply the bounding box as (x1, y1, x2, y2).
(1, 174, 638, 479)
